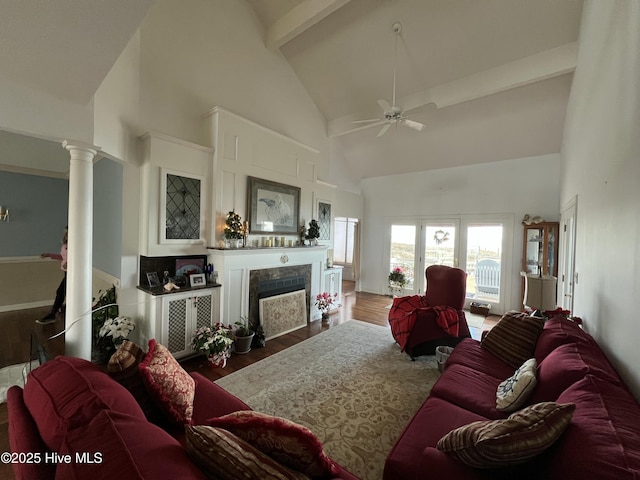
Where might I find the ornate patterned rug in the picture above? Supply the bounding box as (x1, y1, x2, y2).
(216, 320, 440, 480)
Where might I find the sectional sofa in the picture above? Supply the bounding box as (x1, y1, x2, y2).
(7, 341, 358, 480)
(384, 313, 640, 479)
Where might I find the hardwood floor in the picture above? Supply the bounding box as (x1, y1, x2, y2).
(0, 281, 497, 480)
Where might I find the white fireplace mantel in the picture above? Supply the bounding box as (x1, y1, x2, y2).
(208, 246, 328, 325)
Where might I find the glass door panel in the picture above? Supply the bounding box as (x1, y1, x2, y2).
(423, 223, 458, 268)
(466, 225, 503, 303)
(390, 224, 416, 292)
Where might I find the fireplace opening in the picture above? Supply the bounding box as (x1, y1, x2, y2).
(258, 275, 306, 299)
(249, 266, 312, 341)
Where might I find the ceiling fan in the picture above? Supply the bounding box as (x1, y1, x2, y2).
(353, 22, 425, 137)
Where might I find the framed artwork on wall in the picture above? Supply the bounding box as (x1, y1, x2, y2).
(247, 176, 300, 234)
(316, 199, 332, 242)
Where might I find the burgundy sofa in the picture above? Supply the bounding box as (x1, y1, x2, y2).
(7, 356, 359, 480)
(384, 315, 640, 479)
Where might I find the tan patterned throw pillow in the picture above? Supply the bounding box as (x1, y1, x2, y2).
(185, 425, 310, 480)
(496, 358, 538, 412)
(481, 311, 544, 368)
(436, 402, 575, 468)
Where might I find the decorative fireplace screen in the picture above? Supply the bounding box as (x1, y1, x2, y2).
(258, 290, 307, 340)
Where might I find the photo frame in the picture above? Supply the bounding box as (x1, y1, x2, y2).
(189, 273, 206, 287)
(146, 272, 161, 287)
(247, 176, 300, 234)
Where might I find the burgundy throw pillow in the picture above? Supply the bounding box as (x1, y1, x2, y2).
(139, 339, 195, 425)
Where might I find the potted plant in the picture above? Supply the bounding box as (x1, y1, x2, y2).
(305, 219, 320, 245)
(224, 210, 243, 248)
(388, 266, 407, 297)
(95, 315, 136, 363)
(191, 323, 234, 368)
(233, 316, 255, 354)
(315, 291, 340, 322)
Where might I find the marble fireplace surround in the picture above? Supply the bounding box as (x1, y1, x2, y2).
(207, 246, 328, 327)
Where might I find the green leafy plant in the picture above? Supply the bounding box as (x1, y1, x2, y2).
(305, 219, 320, 240)
(234, 316, 254, 337)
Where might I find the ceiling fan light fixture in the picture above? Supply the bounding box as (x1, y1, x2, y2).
(352, 21, 425, 137)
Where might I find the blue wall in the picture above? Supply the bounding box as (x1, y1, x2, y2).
(0, 171, 69, 256)
(93, 158, 123, 277)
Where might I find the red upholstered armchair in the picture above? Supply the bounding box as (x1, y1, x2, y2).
(389, 265, 471, 359)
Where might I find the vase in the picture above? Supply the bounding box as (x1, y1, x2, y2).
(321, 312, 331, 324)
(207, 350, 230, 368)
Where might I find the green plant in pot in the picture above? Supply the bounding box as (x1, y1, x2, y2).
(233, 316, 255, 354)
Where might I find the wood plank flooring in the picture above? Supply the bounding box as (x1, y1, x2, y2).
(0, 281, 497, 480)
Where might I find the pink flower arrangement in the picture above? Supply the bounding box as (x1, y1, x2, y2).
(315, 292, 340, 315)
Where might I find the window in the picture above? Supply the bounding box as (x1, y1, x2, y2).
(334, 217, 358, 264)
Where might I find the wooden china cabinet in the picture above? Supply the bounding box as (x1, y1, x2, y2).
(521, 221, 559, 307)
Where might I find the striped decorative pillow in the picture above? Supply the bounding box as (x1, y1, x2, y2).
(436, 402, 575, 468)
(481, 311, 544, 368)
(107, 341, 164, 424)
(185, 425, 310, 480)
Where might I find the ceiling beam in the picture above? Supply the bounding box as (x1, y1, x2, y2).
(266, 0, 352, 51)
(328, 42, 578, 137)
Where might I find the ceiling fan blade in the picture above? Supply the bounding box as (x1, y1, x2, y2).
(376, 123, 392, 137)
(377, 99, 392, 113)
(401, 118, 425, 132)
(352, 118, 382, 124)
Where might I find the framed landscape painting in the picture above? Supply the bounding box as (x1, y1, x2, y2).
(247, 177, 300, 234)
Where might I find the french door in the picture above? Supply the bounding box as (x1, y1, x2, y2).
(389, 215, 512, 314)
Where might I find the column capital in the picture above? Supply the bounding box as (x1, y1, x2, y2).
(62, 140, 101, 159)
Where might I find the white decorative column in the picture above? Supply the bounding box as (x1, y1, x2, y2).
(63, 140, 100, 359)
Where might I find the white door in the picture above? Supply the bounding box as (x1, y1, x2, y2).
(559, 197, 577, 312)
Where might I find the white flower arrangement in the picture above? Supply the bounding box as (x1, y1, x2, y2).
(191, 323, 234, 356)
(99, 316, 136, 345)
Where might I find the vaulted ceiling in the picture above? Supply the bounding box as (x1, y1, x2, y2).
(0, 0, 584, 180)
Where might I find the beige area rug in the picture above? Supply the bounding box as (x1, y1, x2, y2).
(466, 312, 486, 329)
(216, 320, 440, 480)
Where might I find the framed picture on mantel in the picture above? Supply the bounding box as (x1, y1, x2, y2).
(247, 176, 300, 235)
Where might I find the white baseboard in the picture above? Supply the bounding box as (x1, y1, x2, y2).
(0, 300, 51, 313)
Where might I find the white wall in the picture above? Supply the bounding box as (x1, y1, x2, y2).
(0, 76, 93, 144)
(136, 0, 331, 176)
(560, 0, 640, 399)
(360, 154, 561, 310)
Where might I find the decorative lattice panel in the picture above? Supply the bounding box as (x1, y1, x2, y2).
(165, 174, 201, 240)
(195, 294, 212, 329)
(318, 201, 331, 240)
(167, 298, 187, 353)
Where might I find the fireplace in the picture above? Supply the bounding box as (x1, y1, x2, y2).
(249, 267, 311, 339)
(207, 245, 329, 334)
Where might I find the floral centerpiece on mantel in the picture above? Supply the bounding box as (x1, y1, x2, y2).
(388, 267, 407, 297)
(315, 291, 340, 322)
(191, 323, 234, 368)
